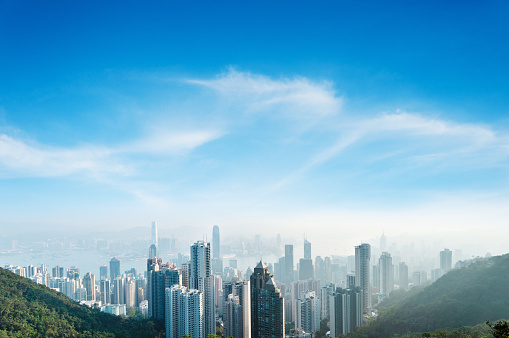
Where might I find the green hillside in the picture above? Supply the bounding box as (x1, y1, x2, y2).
(0, 268, 164, 337)
(352, 254, 509, 337)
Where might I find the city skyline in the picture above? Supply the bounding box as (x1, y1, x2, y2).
(1, 1, 509, 257)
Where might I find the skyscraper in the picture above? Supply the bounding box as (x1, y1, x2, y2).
(440, 248, 452, 274)
(212, 225, 223, 275)
(149, 244, 157, 259)
(299, 258, 314, 280)
(147, 258, 180, 320)
(378, 252, 394, 297)
(110, 257, 120, 281)
(285, 244, 294, 284)
(82, 272, 96, 301)
(257, 277, 285, 338)
(304, 239, 311, 260)
(99, 265, 108, 280)
(151, 221, 158, 246)
(212, 225, 220, 259)
(222, 280, 251, 338)
(399, 262, 408, 290)
(330, 287, 362, 336)
(355, 243, 371, 314)
(190, 241, 215, 337)
(296, 290, 320, 333)
(100, 279, 111, 304)
(250, 260, 271, 336)
(166, 285, 203, 338)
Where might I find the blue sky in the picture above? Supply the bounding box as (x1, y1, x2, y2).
(1, 1, 509, 254)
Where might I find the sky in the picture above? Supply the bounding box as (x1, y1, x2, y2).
(1, 1, 509, 256)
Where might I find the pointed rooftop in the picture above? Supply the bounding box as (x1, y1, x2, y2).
(254, 260, 267, 271)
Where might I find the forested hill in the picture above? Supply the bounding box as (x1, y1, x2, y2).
(352, 254, 509, 337)
(0, 268, 164, 337)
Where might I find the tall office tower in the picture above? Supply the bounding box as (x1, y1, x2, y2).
(304, 239, 311, 260)
(250, 260, 271, 337)
(222, 280, 251, 338)
(110, 257, 121, 281)
(151, 221, 158, 246)
(52, 265, 64, 278)
(257, 277, 285, 338)
(147, 258, 180, 320)
(321, 283, 335, 320)
(276, 234, 281, 254)
(347, 274, 356, 289)
(399, 262, 408, 290)
(380, 232, 387, 252)
(100, 265, 108, 280)
(112, 277, 125, 304)
(166, 285, 203, 338)
(372, 265, 379, 292)
(355, 243, 371, 314)
(149, 244, 157, 259)
(190, 241, 215, 337)
(274, 257, 285, 283)
(413, 271, 421, 286)
(285, 244, 294, 284)
(100, 279, 111, 304)
(212, 225, 220, 259)
(83, 272, 96, 301)
(324, 257, 332, 283)
(440, 248, 452, 274)
(296, 290, 320, 333)
(378, 252, 394, 297)
(315, 256, 325, 281)
(329, 287, 362, 337)
(299, 258, 314, 280)
(347, 255, 356, 274)
(212, 225, 223, 275)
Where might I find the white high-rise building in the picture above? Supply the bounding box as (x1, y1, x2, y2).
(151, 221, 158, 246)
(190, 241, 215, 337)
(82, 272, 96, 301)
(355, 243, 371, 314)
(212, 225, 220, 259)
(378, 252, 394, 296)
(440, 248, 452, 274)
(100, 279, 111, 304)
(166, 285, 203, 338)
(295, 290, 320, 333)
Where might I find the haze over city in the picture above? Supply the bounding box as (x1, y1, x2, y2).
(1, 1, 509, 256)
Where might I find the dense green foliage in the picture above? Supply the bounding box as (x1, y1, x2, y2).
(0, 268, 164, 337)
(351, 254, 509, 337)
(487, 320, 509, 338)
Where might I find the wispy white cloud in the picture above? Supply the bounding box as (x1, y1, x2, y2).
(0, 128, 222, 179)
(266, 111, 508, 193)
(188, 69, 342, 119)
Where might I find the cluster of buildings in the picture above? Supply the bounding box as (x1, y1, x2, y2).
(4, 256, 148, 317)
(5, 224, 457, 338)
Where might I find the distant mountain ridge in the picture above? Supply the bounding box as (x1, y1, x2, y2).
(0, 268, 164, 337)
(352, 254, 509, 337)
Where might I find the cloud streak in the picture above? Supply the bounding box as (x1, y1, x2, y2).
(188, 69, 343, 119)
(0, 129, 222, 179)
